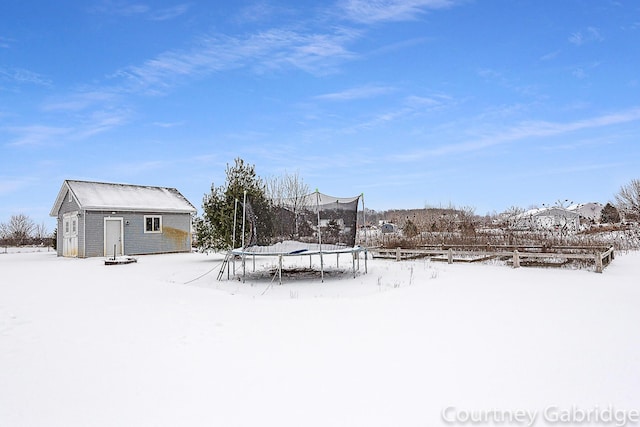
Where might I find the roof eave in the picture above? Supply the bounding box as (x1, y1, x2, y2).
(49, 180, 78, 217)
(81, 206, 196, 214)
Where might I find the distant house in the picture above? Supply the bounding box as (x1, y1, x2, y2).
(510, 207, 580, 233)
(380, 223, 398, 234)
(50, 180, 197, 258)
(568, 202, 604, 224)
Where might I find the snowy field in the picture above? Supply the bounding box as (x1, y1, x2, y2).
(1, 249, 639, 427)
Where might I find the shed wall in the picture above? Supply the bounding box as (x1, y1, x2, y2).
(84, 211, 192, 257)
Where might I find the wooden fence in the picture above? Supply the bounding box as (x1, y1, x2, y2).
(371, 245, 615, 273)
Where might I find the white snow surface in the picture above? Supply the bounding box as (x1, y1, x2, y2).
(1, 250, 639, 426)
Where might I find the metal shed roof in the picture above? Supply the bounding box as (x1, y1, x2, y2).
(50, 180, 197, 216)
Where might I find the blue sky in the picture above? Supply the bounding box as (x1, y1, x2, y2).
(2, 0, 639, 229)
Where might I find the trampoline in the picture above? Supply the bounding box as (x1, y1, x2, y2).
(219, 191, 368, 283)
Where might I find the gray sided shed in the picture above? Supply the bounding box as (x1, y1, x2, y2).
(50, 180, 197, 258)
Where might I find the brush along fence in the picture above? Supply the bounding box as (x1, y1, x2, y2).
(372, 245, 615, 273)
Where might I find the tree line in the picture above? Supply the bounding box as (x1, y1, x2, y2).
(0, 214, 53, 247)
(367, 178, 640, 237)
(3, 164, 640, 250)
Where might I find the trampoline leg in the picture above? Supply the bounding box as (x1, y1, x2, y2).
(365, 249, 368, 274)
(352, 252, 356, 278)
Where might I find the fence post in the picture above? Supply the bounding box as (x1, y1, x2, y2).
(396, 247, 401, 261)
(595, 251, 603, 273)
(513, 250, 520, 268)
(447, 248, 453, 264)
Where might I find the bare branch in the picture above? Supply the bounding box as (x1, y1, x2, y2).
(615, 178, 640, 221)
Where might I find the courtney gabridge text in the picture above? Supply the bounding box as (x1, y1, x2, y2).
(442, 405, 640, 427)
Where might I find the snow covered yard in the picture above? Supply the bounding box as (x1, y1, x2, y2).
(1, 250, 639, 427)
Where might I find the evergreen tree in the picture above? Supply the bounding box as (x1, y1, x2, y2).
(196, 158, 272, 252)
(600, 202, 621, 224)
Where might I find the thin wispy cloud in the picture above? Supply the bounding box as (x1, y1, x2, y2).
(540, 49, 561, 61)
(28, 1, 441, 141)
(152, 121, 185, 128)
(236, 2, 274, 23)
(73, 109, 131, 139)
(0, 67, 50, 86)
(568, 32, 583, 45)
(42, 90, 119, 112)
(393, 107, 640, 161)
(90, 1, 149, 16)
(149, 4, 190, 21)
(338, 0, 456, 24)
(570, 61, 601, 80)
(368, 36, 432, 56)
(0, 36, 13, 49)
(5, 125, 71, 147)
(569, 27, 603, 46)
(315, 85, 395, 101)
(538, 137, 615, 152)
(519, 162, 626, 179)
(5, 109, 130, 147)
(0, 178, 33, 196)
(572, 68, 587, 79)
(343, 92, 455, 131)
(20, 23, 357, 147)
(110, 160, 169, 176)
(90, 1, 189, 21)
(405, 93, 453, 108)
(477, 68, 541, 98)
(114, 27, 359, 94)
(256, 28, 360, 74)
(235, 2, 297, 24)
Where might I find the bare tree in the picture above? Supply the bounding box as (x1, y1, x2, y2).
(266, 170, 310, 238)
(501, 206, 525, 228)
(266, 170, 309, 204)
(0, 222, 8, 241)
(553, 199, 573, 209)
(459, 205, 477, 229)
(615, 178, 640, 222)
(35, 222, 47, 238)
(2, 214, 36, 245)
(34, 221, 50, 243)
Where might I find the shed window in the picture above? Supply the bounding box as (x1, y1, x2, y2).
(144, 216, 162, 233)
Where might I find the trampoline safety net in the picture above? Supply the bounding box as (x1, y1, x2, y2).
(238, 191, 361, 255)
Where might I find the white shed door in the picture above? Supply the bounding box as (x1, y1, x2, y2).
(104, 218, 123, 258)
(62, 212, 78, 257)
